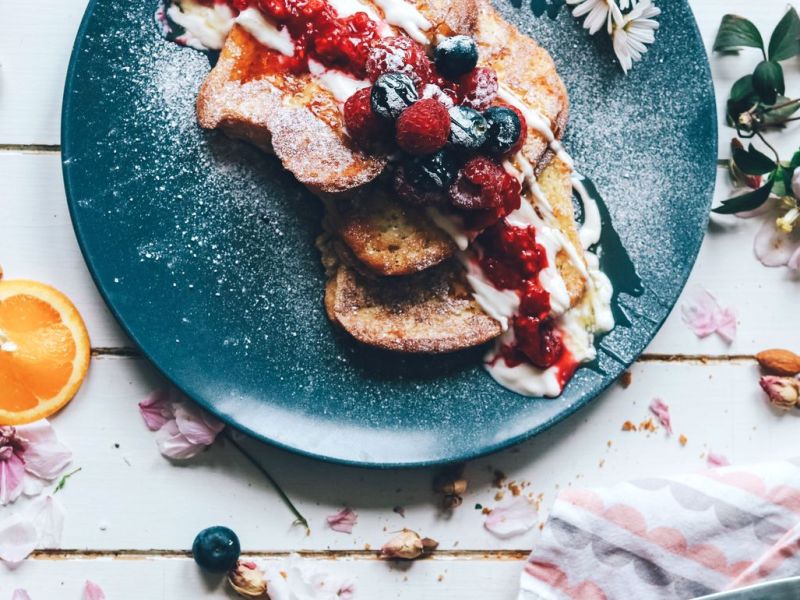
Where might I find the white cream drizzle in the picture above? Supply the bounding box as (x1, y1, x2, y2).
(425, 208, 470, 251)
(372, 0, 432, 44)
(168, 0, 294, 55)
(479, 87, 616, 398)
(308, 60, 370, 102)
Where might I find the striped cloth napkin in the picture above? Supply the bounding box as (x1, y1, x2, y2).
(518, 459, 800, 599)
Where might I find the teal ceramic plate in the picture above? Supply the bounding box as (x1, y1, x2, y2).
(63, 0, 716, 466)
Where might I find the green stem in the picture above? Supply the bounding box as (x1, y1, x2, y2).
(53, 467, 82, 494)
(763, 97, 800, 113)
(222, 430, 309, 532)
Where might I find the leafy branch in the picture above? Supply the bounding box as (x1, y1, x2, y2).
(712, 7, 800, 216)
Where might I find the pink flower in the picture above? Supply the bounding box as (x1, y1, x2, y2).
(754, 218, 800, 269)
(0, 421, 72, 505)
(139, 388, 224, 460)
(0, 494, 64, 567)
(707, 452, 730, 467)
(760, 375, 800, 410)
(680, 287, 737, 343)
(262, 554, 355, 600)
(649, 398, 672, 434)
(326, 508, 357, 534)
(82, 581, 106, 600)
(12, 591, 32, 600)
(484, 497, 537, 539)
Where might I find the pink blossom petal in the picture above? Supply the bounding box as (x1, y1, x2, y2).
(155, 420, 205, 460)
(484, 497, 537, 539)
(138, 389, 174, 431)
(326, 508, 358, 534)
(788, 246, 800, 271)
(716, 308, 737, 343)
(173, 400, 224, 446)
(649, 398, 672, 434)
(681, 287, 736, 343)
(707, 451, 730, 467)
(29, 495, 65, 548)
(16, 420, 72, 481)
(0, 453, 26, 505)
(12, 590, 32, 600)
(82, 581, 106, 600)
(754, 219, 800, 267)
(0, 514, 38, 566)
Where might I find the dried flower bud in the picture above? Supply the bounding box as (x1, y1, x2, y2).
(442, 494, 463, 509)
(760, 376, 800, 410)
(228, 560, 268, 598)
(379, 529, 438, 560)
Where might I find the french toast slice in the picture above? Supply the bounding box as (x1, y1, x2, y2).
(320, 239, 502, 353)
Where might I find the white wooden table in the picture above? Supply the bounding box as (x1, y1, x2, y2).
(2, 1, 799, 597)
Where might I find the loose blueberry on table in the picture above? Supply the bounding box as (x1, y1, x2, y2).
(192, 526, 241, 573)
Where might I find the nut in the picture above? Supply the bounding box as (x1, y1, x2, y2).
(756, 349, 800, 376)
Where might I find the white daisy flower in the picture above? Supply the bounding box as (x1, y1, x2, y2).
(612, 0, 661, 73)
(566, 0, 624, 35)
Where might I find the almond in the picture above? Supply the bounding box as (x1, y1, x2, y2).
(756, 349, 800, 376)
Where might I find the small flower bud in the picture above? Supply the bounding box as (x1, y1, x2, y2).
(228, 560, 268, 598)
(379, 529, 438, 560)
(760, 376, 800, 410)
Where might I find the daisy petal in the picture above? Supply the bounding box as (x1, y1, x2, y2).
(17, 420, 72, 481)
(326, 508, 358, 534)
(484, 497, 537, 539)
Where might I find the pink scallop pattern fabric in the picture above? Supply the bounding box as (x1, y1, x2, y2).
(518, 460, 800, 599)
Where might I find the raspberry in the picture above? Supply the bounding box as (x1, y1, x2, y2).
(519, 280, 551, 319)
(365, 37, 433, 85)
(478, 224, 547, 288)
(448, 157, 520, 214)
(512, 316, 564, 369)
(343, 87, 392, 150)
(459, 67, 498, 111)
(395, 99, 450, 155)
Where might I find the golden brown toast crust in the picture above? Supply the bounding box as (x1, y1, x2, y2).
(197, 26, 387, 195)
(324, 254, 502, 353)
(324, 191, 456, 277)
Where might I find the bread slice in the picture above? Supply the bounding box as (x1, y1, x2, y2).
(322, 243, 502, 353)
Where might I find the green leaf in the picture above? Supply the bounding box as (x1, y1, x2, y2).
(762, 95, 800, 126)
(733, 143, 777, 175)
(714, 15, 765, 54)
(712, 180, 774, 214)
(789, 150, 800, 170)
(768, 7, 800, 61)
(752, 60, 785, 105)
(726, 75, 759, 126)
(772, 166, 788, 197)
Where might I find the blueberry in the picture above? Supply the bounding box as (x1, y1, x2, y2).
(192, 526, 240, 573)
(406, 149, 459, 190)
(371, 72, 419, 119)
(434, 36, 479, 79)
(448, 106, 488, 151)
(483, 106, 522, 155)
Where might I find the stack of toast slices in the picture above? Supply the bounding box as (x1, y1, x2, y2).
(195, 0, 588, 354)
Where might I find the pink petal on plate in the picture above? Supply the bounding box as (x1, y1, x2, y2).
(17, 420, 72, 481)
(716, 308, 737, 343)
(12, 590, 32, 600)
(29, 495, 65, 548)
(649, 398, 672, 434)
(707, 452, 730, 467)
(138, 388, 174, 431)
(0, 452, 27, 505)
(484, 497, 537, 539)
(173, 400, 224, 447)
(326, 508, 358, 534)
(0, 514, 38, 566)
(681, 287, 721, 338)
(754, 219, 800, 267)
(82, 581, 106, 600)
(155, 420, 204, 460)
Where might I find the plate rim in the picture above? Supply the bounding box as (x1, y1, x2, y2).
(61, 0, 718, 468)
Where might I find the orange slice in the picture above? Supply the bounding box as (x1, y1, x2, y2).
(0, 279, 90, 425)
